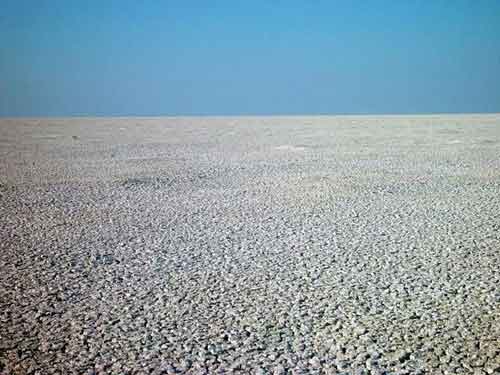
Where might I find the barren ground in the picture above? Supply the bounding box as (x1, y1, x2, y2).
(1, 115, 499, 374)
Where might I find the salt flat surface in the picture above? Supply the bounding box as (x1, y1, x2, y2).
(1, 115, 499, 374)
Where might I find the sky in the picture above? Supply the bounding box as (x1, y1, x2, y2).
(1, 0, 500, 116)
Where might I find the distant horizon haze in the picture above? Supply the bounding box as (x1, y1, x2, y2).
(3, 113, 500, 121)
(1, 0, 500, 117)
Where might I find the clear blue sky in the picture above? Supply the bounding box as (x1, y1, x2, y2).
(1, 0, 499, 116)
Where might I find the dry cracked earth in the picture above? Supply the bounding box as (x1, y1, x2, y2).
(1, 115, 499, 375)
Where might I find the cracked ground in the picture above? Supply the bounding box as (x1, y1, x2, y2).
(1, 115, 499, 374)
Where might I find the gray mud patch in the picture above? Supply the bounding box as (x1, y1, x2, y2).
(121, 176, 174, 189)
(0, 182, 14, 197)
(275, 145, 306, 152)
(439, 129, 461, 135)
(480, 139, 498, 145)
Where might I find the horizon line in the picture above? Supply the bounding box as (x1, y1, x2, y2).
(2, 111, 500, 120)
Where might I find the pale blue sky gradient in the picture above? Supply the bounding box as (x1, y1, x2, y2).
(1, 0, 500, 116)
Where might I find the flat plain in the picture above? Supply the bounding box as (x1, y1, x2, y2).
(1, 115, 499, 374)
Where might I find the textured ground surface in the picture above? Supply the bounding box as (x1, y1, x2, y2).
(1, 115, 499, 375)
